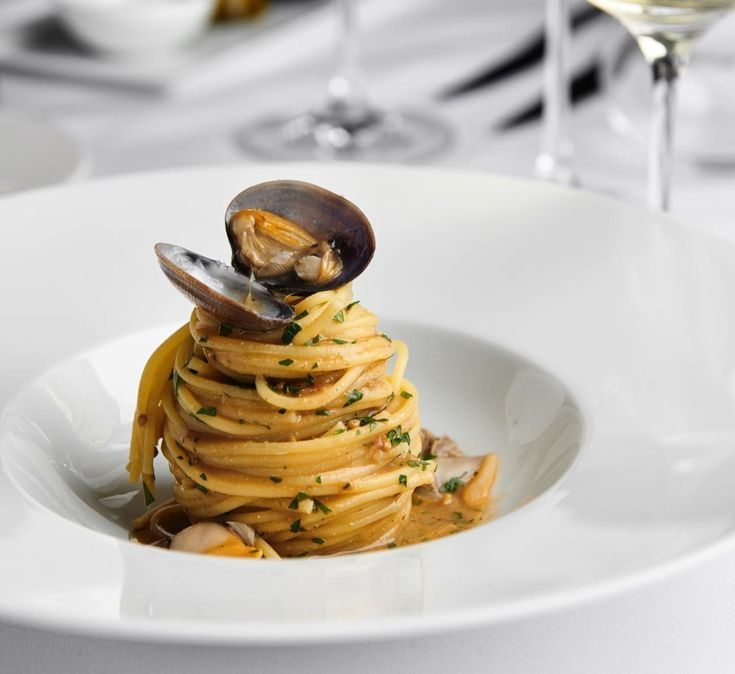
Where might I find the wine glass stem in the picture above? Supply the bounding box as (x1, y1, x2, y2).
(536, 0, 576, 185)
(648, 54, 683, 211)
(325, 0, 370, 121)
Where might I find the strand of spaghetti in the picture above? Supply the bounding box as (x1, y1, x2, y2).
(254, 366, 364, 410)
(390, 340, 409, 392)
(127, 323, 190, 483)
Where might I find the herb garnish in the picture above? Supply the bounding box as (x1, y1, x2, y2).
(332, 338, 348, 345)
(343, 389, 364, 407)
(219, 323, 233, 336)
(346, 300, 360, 312)
(197, 406, 217, 417)
(400, 391, 413, 399)
(172, 370, 182, 395)
(288, 492, 310, 510)
(282, 322, 302, 344)
(289, 519, 306, 533)
(398, 474, 408, 487)
(270, 476, 283, 483)
(199, 335, 208, 343)
(379, 333, 392, 342)
(294, 310, 309, 320)
(387, 541, 397, 549)
(199, 472, 207, 481)
(333, 310, 345, 323)
(407, 458, 432, 471)
(311, 537, 325, 545)
(439, 472, 468, 493)
(279, 358, 294, 366)
(387, 425, 410, 447)
(312, 498, 332, 514)
(194, 483, 209, 494)
(315, 475, 322, 484)
(315, 409, 331, 416)
(143, 483, 155, 506)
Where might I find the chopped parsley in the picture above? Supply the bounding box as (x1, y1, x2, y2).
(199, 472, 208, 481)
(270, 476, 283, 483)
(315, 475, 322, 484)
(343, 389, 364, 407)
(282, 322, 302, 344)
(307, 335, 321, 345)
(172, 370, 182, 395)
(439, 472, 468, 494)
(315, 409, 331, 416)
(333, 427, 346, 435)
(278, 408, 287, 415)
(278, 358, 294, 366)
(343, 483, 351, 490)
(407, 458, 432, 471)
(387, 425, 410, 447)
(398, 474, 408, 487)
(282, 383, 301, 396)
(400, 391, 413, 399)
(194, 483, 209, 494)
(387, 541, 397, 549)
(288, 491, 310, 510)
(311, 362, 319, 369)
(218, 323, 233, 336)
(346, 300, 360, 312)
(311, 537, 325, 545)
(306, 374, 315, 387)
(358, 415, 388, 430)
(289, 519, 306, 533)
(142, 482, 155, 506)
(294, 310, 309, 320)
(332, 338, 348, 345)
(199, 335, 208, 343)
(312, 498, 332, 515)
(196, 406, 217, 417)
(379, 333, 392, 342)
(333, 310, 345, 323)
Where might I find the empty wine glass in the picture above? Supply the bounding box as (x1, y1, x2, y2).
(238, 0, 449, 161)
(535, 0, 578, 186)
(587, 0, 735, 210)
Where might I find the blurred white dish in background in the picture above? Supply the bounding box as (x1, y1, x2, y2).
(0, 110, 87, 195)
(52, 0, 214, 57)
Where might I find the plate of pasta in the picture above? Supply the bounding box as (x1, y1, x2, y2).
(1, 163, 735, 644)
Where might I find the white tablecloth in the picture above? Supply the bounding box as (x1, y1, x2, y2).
(2, 0, 735, 671)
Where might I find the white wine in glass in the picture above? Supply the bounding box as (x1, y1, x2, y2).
(587, 0, 735, 210)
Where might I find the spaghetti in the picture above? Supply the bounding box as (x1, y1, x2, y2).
(128, 285, 440, 557)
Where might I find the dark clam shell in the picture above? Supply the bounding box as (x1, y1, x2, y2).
(155, 243, 294, 331)
(225, 180, 375, 293)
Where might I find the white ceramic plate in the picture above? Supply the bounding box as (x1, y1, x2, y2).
(1, 163, 735, 644)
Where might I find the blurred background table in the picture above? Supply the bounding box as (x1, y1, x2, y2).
(2, 0, 735, 671)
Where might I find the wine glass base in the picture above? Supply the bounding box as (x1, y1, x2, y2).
(534, 152, 579, 187)
(0, 111, 87, 194)
(236, 108, 450, 162)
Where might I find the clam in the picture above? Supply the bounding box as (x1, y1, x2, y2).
(225, 180, 375, 293)
(155, 243, 294, 331)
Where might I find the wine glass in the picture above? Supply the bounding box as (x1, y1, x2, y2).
(587, 0, 735, 210)
(535, 0, 578, 186)
(237, 0, 449, 161)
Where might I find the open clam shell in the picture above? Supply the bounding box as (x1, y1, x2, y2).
(155, 243, 294, 331)
(225, 180, 375, 293)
